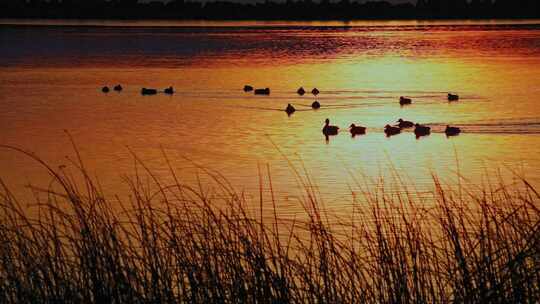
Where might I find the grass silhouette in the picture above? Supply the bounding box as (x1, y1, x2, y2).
(0, 143, 539, 303)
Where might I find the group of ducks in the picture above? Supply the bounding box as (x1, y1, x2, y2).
(243, 85, 321, 97)
(101, 84, 123, 93)
(244, 85, 271, 95)
(318, 90, 462, 138)
(290, 87, 322, 114)
(102, 85, 175, 95)
(400, 93, 460, 106)
(322, 117, 461, 139)
(244, 85, 322, 115)
(322, 119, 368, 137)
(285, 91, 460, 117)
(102, 84, 463, 139)
(285, 101, 320, 115)
(245, 85, 463, 139)
(141, 86, 174, 95)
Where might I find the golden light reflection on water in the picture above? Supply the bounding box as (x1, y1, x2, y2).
(1, 21, 540, 218)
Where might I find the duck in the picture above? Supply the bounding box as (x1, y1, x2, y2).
(414, 123, 431, 137)
(448, 93, 459, 101)
(349, 124, 366, 136)
(384, 124, 401, 137)
(254, 88, 270, 95)
(445, 125, 461, 136)
(311, 101, 321, 109)
(141, 88, 158, 95)
(285, 103, 296, 115)
(243, 85, 254, 92)
(399, 96, 412, 105)
(322, 118, 339, 136)
(164, 86, 174, 95)
(102, 86, 110, 93)
(297, 87, 306, 96)
(312, 88, 320, 95)
(113, 84, 122, 92)
(396, 118, 414, 129)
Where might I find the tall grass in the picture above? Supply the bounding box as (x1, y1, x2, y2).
(0, 145, 539, 303)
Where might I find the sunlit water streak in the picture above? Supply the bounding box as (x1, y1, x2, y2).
(1, 20, 539, 217)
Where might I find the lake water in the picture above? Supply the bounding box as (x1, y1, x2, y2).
(1, 20, 540, 216)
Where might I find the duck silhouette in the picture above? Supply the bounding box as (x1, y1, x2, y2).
(312, 88, 320, 95)
(322, 119, 339, 136)
(285, 103, 296, 116)
(102, 86, 110, 93)
(399, 96, 412, 106)
(141, 88, 158, 95)
(243, 85, 253, 92)
(297, 87, 306, 96)
(445, 125, 461, 136)
(113, 85, 122, 92)
(414, 123, 431, 137)
(164, 86, 174, 95)
(254, 88, 270, 95)
(448, 93, 459, 101)
(397, 118, 414, 128)
(384, 124, 401, 137)
(349, 124, 366, 136)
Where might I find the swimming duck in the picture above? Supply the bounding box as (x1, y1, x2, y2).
(285, 103, 296, 115)
(445, 125, 461, 136)
(384, 124, 401, 136)
(312, 88, 320, 95)
(243, 85, 253, 92)
(102, 86, 110, 93)
(312, 101, 321, 109)
(349, 124, 366, 136)
(164, 86, 174, 95)
(113, 84, 122, 92)
(414, 123, 431, 137)
(254, 88, 270, 95)
(322, 118, 339, 136)
(399, 96, 412, 105)
(448, 93, 459, 101)
(141, 88, 158, 95)
(297, 87, 306, 96)
(397, 118, 414, 129)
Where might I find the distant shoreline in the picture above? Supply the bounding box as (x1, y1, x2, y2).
(1, 18, 540, 28)
(2, 0, 538, 21)
(2, 16, 540, 21)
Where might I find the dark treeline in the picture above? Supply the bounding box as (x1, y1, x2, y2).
(1, 0, 539, 20)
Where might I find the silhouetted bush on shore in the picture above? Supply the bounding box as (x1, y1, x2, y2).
(1, 0, 539, 20)
(0, 144, 539, 303)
